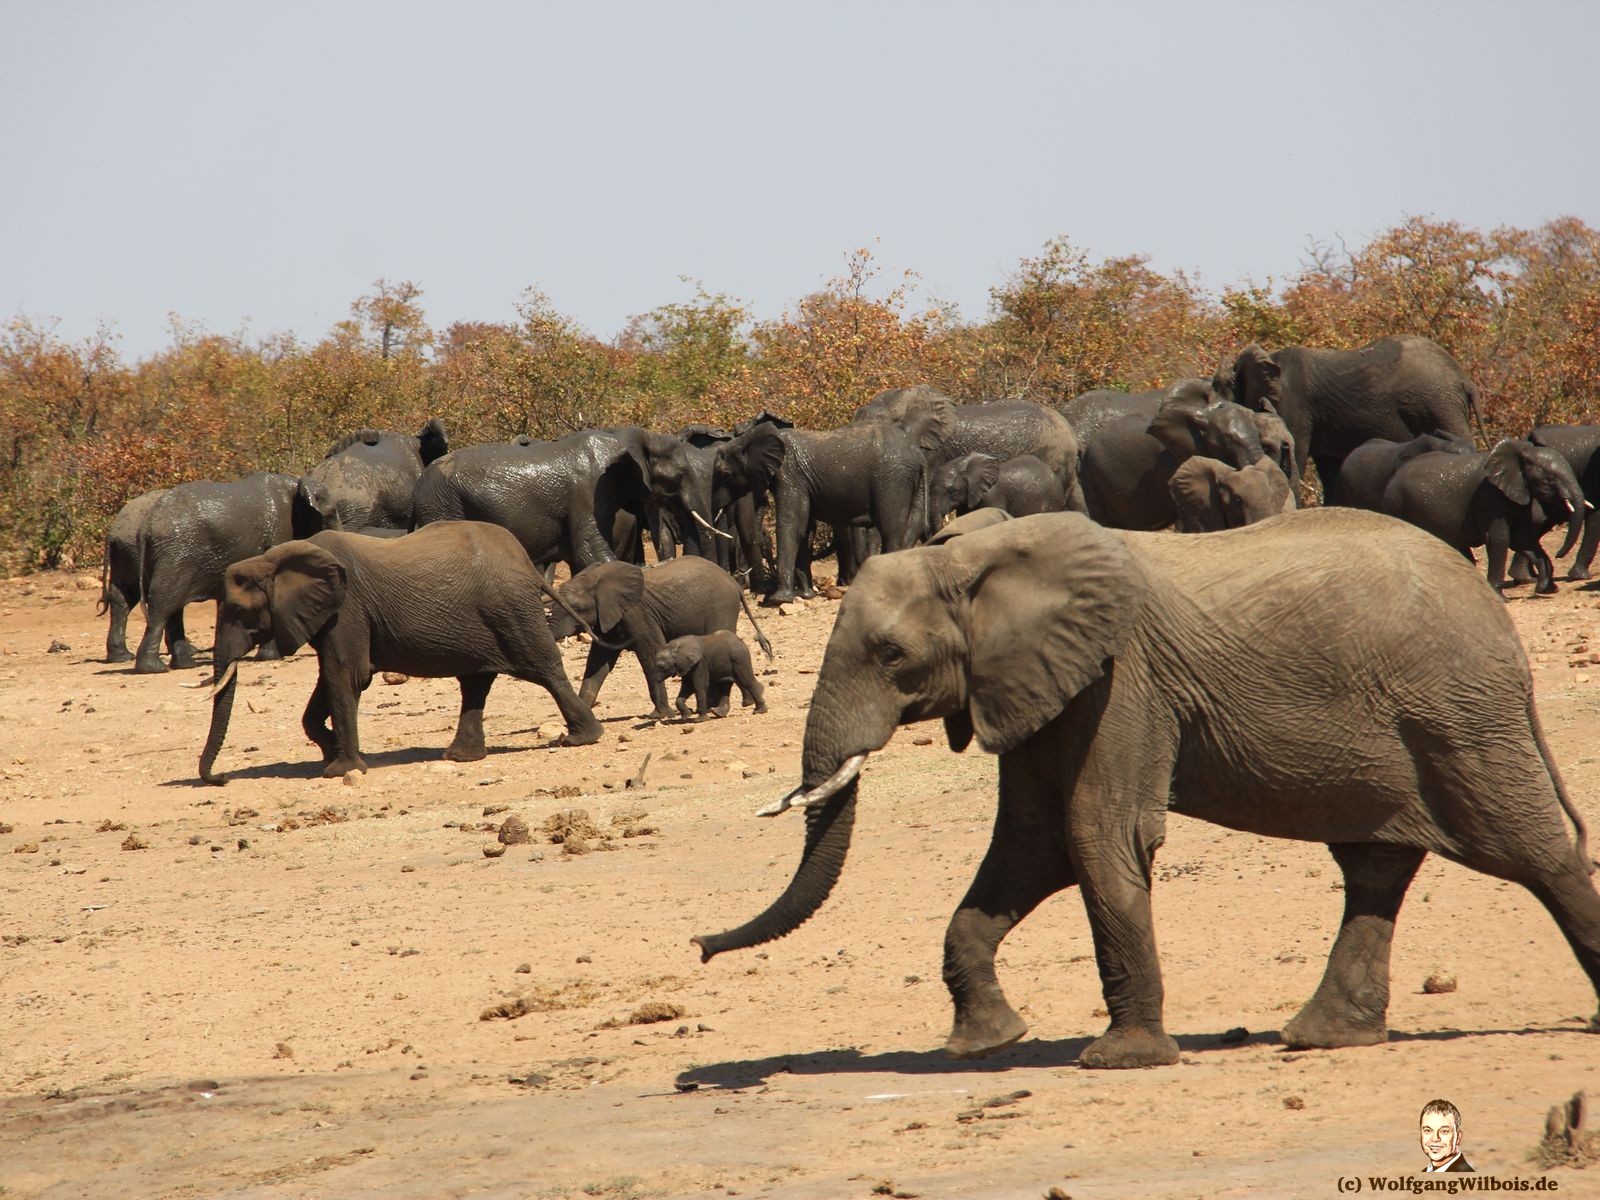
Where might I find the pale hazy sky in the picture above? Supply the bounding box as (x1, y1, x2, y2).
(4, 1, 1597, 358)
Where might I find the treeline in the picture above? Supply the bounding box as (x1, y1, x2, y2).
(4, 216, 1599, 572)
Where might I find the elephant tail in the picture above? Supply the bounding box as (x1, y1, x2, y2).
(1531, 698, 1593, 873)
(739, 589, 774, 660)
(1465, 380, 1489, 450)
(95, 540, 112, 616)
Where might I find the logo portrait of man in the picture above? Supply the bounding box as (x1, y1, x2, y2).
(1419, 1099, 1474, 1173)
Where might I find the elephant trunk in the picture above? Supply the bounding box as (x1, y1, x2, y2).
(1555, 485, 1590, 560)
(199, 624, 253, 785)
(693, 674, 894, 962)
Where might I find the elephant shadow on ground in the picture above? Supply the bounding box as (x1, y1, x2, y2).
(159, 742, 550, 786)
(673, 1023, 1588, 1090)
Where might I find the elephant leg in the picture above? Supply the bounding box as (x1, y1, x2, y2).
(510, 627, 604, 747)
(708, 676, 733, 718)
(1281, 842, 1426, 1050)
(673, 678, 692, 720)
(168, 609, 197, 670)
(578, 645, 620, 709)
(104, 580, 135, 663)
(321, 668, 368, 777)
(1484, 519, 1512, 592)
(301, 678, 336, 762)
(942, 751, 1075, 1059)
(134, 595, 177, 673)
(766, 487, 809, 605)
(1568, 509, 1599, 580)
(1509, 551, 1535, 584)
(444, 672, 495, 761)
(254, 640, 284, 662)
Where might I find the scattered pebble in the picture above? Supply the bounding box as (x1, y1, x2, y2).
(1423, 973, 1458, 994)
(120, 834, 149, 851)
(497, 816, 531, 845)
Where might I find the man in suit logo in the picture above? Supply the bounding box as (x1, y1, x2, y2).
(1419, 1099, 1474, 1172)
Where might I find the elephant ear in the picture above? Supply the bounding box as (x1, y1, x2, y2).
(263, 541, 347, 655)
(1484, 440, 1531, 505)
(927, 507, 1011, 545)
(719, 425, 787, 494)
(416, 418, 449, 464)
(294, 476, 341, 535)
(592, 562, 646, 631)
(967, 457, 1002, 504)
(950, 514, 1139, 755)
(1146, 400, 1205, 461)
(1253, 457, 1297, 514)
(1168, 457, 1231, 532)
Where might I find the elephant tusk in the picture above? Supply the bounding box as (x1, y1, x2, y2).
(754, 753, 868, 817)
(692, 511, 736, 540)
(1587, 500, 1596, 510)
(207, 659, 240, 701)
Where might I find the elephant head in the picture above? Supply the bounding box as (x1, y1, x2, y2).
(1165, 377, 1215, 406)
(694, 513, 1135, 961)
(1251, 407, 1298, 488)
(292, 477, 343, 538)
(1221, 458, 1296, 526)
(930, 453, 1002, 521)
(1213, 345, 1282, 412)
(417, 418, 450, 465)
(653, 635, 703, 679)
(712, 424, 787, 519)
(200, 541, 348, 785)
(547, 561, 647, 640)
(1486, 440, 1589, 554)
(853, 385, 952, 455)
(925, 507, 1012, 545)
(1146, 399, 1265, 469)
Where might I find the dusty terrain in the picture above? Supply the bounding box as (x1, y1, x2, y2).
(1, 546, 1598, 1200)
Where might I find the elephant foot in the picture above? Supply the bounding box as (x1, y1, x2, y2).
(1567, 564, 1591, 581)
(559, 721, 603, 748)
(1079, 1025, 1180, 1070)
(753, 702, 768, 715)
(943, 1004, 1028, 1059)
(322, 755, 368, 778)
(1281, 1004, 1388, 1050)
(170, 650, 199, 671)
(1536, 581, 1560, 596)
(763, 590, 798, 607)
(649, 707, 675, 721)
(106, 648, 133, 664)
(442, 742, 487, 763)
(711, 705, 730, 719)
(134, 657, 170, 674)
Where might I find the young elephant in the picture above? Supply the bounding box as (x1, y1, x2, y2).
(198, 521, 603, 784)
(931, 453, 1067, 522)
(1168, 456, 1296, 532)
(547, 556, 772, 719)
(654, 632, 766, 720)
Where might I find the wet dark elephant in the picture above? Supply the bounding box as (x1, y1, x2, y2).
(930, 453, 1066, 521)
(410, 427, 713, 573)
(1078, 398, 1270, 529)
(100, 487, 179, 664)
(306, 419, 448, 530)
(1381, 439, 1588, 593)
(197, 522, 603, 784)
(1057, 378, 1213, 451)
(132, 472, 342, 674)
(694, 509, 1600, 1067)
(1213, 336, 1482, 499)
(1329, 432, 1475, 512)
(1530, 424, 1600, 579)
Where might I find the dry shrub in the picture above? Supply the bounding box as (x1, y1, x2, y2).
(479, 981, 603, 1022)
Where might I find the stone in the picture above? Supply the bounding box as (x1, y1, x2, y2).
(497, 815, 531, 845)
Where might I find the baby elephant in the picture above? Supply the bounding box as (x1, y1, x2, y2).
(1169, 456, 1296, 532)
(654, 632, 766, 721)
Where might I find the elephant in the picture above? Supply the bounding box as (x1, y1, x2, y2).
(1077, 397, 1271, 530)
(100, 486, 186, 664)
(1251, 409, 1299, 492)
(306, 419, 448, 530)
(1057, 378, 1213, 452)
(1212, 336, 1482, 499)
(1382, 439, 1589, 593)
(1530, 424, 1600, 579)
(930, 453, 1066, 521)
(410, 426, 714, 573)
(692, 508, 1600, 1070)
(197, 521, 604, 784)
(547, 556, 772, 720)
(854, 388, 1086, 513)
(1329, 431, 1476, 512)
(132, 472, 342, 674)
(711, 421, 932, 605)
(654, 631, 766, 721)
(1168, 456, 1296, 531)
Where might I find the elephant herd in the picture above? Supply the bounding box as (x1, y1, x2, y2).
(88, 331, 1600, 1071)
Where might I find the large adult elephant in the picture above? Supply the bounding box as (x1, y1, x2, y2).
(711, 420, 930, 605)
(306, 419, 448, 530)
(1382, 439, 1588, 593)
(410, 426, 713, 572)
(1530, 424, 1600, 580)
(1078, 397, 1270, 529)
(1212, 336, 1481, 499)
(132, 472, 342, 674)
(197, 522, 602, 784)
(693, 509, 1600, 1068)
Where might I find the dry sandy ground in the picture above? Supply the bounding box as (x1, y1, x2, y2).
(1, 545, 1598, 1200)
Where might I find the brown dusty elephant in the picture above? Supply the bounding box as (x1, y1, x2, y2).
(198, 522, 604, 784)
(1168, 456, 1296, 532)
(693, 509, 1599, 1069)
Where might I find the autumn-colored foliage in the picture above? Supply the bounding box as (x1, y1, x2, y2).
(4, 223, 1599, 572)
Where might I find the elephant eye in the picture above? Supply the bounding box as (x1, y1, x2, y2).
(877, 642, 905, 668)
